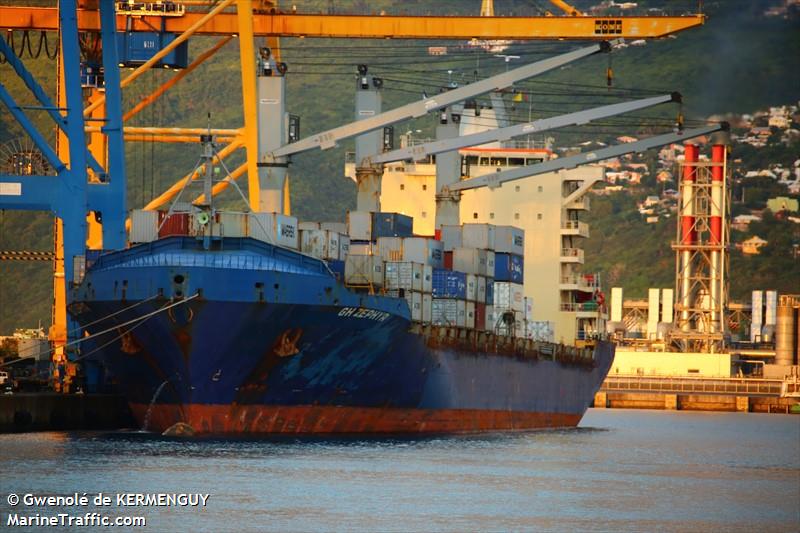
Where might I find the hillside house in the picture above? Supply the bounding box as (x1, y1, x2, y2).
(740, 236, 768, 255)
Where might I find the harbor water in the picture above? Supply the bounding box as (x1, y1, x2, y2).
(1, 409, 798, 532)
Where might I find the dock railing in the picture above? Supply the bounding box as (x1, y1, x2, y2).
(602, 374, 787, 397)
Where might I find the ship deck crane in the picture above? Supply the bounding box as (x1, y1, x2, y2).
(446, 124, 728, 194)
(369, 93, 681, 165)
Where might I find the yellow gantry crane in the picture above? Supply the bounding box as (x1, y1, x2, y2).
(0, 0, 705, 389)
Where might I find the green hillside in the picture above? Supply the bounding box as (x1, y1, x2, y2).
(1, 0, 799, 332)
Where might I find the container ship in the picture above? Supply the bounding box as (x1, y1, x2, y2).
(69, 203, 614, 435)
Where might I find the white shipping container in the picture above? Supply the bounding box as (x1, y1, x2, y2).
(129, 209, 158, 243)
(422, 265, 433, 294)
(440, 225, 462, 251)
(477, 276, 486, 304)
(494, 225, 525, 255)
(218, 212, 249, 237)
(432, 299, 466, 327)
(466, 301, 476, 329)
(349, 242, 372, 256)
(401, 237, 444, 268)
(344, 255, 384, 287)
(465, 274, 477, 302)
(526, 320, 554, 342)
(385, 262, 415, 291)
(339, 235, 351, 259)
(299, 221, 320, 231)
(412, 263, 424, 292)
(485, 250, 495, 278)
(321, 222, 347, 234)
(493, 282, 525, 312)
(484, 304, 495, 331)
(462, 223, 495, 250)
(301, 229, 326, 258)
(452, 247, 488, 276)
(326, 231, 341, 260)
(404, 291, 423, 322)
(347, 210, 372, 241)
(422, 293, 432, 323)
(249, 212, 299, 249)
(375, 237, 404, 262)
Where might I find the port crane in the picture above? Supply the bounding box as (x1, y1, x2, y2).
(0, 0, 707, 389)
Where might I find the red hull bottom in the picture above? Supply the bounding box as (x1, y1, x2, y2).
(132, 403, 583, 435)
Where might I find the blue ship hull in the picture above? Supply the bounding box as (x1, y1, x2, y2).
(70, 237, 614, 434)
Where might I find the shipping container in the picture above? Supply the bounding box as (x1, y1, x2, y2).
(158, 211, 191, 238)
(466, 301, 476, 329)
(301, 229, 325, 259)
(526, 320, 554, 342)
(443, 251, 453, 270)
(215, 212, 248, 238)
(486, 279, 494, 304)
(404, 291, 423, 322)
(347, 211, 372, 241)
(494, 252, 524, 283)
(321, 222, 347, 234)
(117, 31, 188, 69)
(432, 269, 467, 299)
(440, 225, 462, 251)
(477, 276, 487, 304)
(462, 223, 495, 250)
(422, 265, 433, 294)
(299, 221, 320, 231)
(411, 263, 424, 292)
(432, 299, 466, 327)
(484, 304, 495, 331)
(493, 282, 525, 312)
(344, 254, 384, 287)
(494, 225, 525, 255)
(129, 209, 158, 243)
(348, 241, 372, 256)
(422, 293, 433, 323)
(452, 247, 490, 276)
(402, 237, 444, 268)
(372, 212, 413, 238)
(249, 212, 299, 249)
(485, 250, 495, 279)
(465, 274, 477, 302)
(475, 302, 486, 331)
(339, 235, 350, 259)
(384, 262, 415, 291)
(375, 237, 404, 262)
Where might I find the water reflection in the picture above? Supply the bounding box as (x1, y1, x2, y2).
(0, 410, 797, 532)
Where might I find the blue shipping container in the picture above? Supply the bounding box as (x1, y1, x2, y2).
(432, 269, 467, 299)
(494, 253, 524, 283)
(485, 279, 494, 304)
(117, 32, 189, 69)
(371, 212, 413, 239)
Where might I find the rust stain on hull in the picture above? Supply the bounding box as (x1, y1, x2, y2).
(130, 403, 582, 435)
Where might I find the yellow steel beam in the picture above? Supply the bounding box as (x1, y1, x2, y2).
(0, 8, 706, 39)
(548, 0, 582, 16)
(82, 0, 236, 117)
(142, 140, 243, 211)
(123, 35, 234, 122)
(237, 0, 260, 212)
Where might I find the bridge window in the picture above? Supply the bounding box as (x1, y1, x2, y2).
(509, 157, 524, 166)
